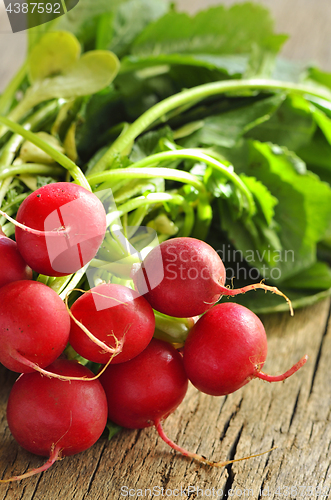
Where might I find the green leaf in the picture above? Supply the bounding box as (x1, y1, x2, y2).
(298, 130, 331, 184)
(132, 3, 286, 58)
(244, 43, 278, 79)
(218, 193, 282, 271)
(109, 0, 170, 58)
(27, 17, 60, 54)
(95, 12, 115, 51)
(129, 126, 175, 162)
(27, 31, 81, 83)
(204, 165, 234, 200)
(179, 93, 285, 149)
(75, 87, 122, 161)
(56, 0, 124, 46)
(311, 105, 331, 145)
(212, 138, 331, 284)
(12, 51, 120, 120)
(240, 174, 278, 226)
(280, 261, 331, 290)
(226, 282, 331, 314)
(306, 66, 331, 91)
(246, 93, 317, 152)
(120, 53, 249, 77)
(272, 57, 310, 83)
(240, 141, 331, 281)
(105, 421, 122, 440)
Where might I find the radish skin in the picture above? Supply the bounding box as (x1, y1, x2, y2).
(0, 232, 32, 288)
(0, 280, 70, 373)
(183, 302, 307, 396)
(14, 182, 107, 277)
(1, 359, 108, 482)
(69, 284, 156, 364)
(99, 338, 275, 468)
(134, 237, 293, 318)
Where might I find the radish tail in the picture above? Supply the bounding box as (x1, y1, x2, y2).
(0, 445, 61, 482)
(217, 282, 294, 316)
(65, 289, 129, 356)
(12, 350, 121, 381)
(256, 354, 308, 382)
(0, 209, 70, 237)
(154, 419, 276, 468)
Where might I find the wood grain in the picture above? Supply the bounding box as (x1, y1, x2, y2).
(1, 1, 331, 498)
(1, 299, 330, 499)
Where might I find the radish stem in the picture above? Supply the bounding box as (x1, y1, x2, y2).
(154, 418, 276, 467)
(256, 355, 308, 382)
(0, 445, 61, 483)
(90, 78, 331, 174)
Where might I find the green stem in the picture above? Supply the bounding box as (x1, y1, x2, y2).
(0, 177, 13, 208)
(48, 263, 89, 299)
(112, 149, 255, 216)
(88, 166, 205, 193)
(0, 62, 27, 116)
(0, 100, 59, 170)
(127, 205, 148, 229)
(154, 310, 196, 344)
(6, 93, 37, 125)
(90, 78, 331, 174)
(89, 166, 211, 238)
(0, 133, 25, 170)
(106, 192, 195, 236)
(0, 163, 64, 180)
(0, 116, 90, 190)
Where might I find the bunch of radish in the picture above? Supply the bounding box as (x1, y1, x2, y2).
(0, 185, 308, 482)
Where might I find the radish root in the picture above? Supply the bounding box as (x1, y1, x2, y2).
(0, 445, 61, 483)
(218, 281, 294, 316)
(154, 419, 276, 467)
(256, 354, 308, 382)
(0, 208, 70, 238)
(12, 333, 124, 382)
(65, 288, 128, 356)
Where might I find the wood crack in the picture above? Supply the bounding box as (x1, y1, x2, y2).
(309, 301, 331, 397)
(83, 442, 107, 499)
(219, 398, 243, 441)
(117, 429, 142, 466)
(218, 396, 228, 418)
(29, 471, 44, 500)
(288, 388, 301, 430)
(220, 424, 244, 499)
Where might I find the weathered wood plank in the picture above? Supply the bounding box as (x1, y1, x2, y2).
(1, 299, 330, 499)
(1, 1, 331, 498)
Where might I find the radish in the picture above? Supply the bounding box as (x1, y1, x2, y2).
(99, 338, 273, 468)
(11, 182, 107, 277)
(133, 237, 292, 318)
(69, 283, 156, 364)
(1, 359, 108, 482)
(99, 338, 188, 429)
(183, 302, 308, 396)
(0, 230, 32, 288)
(0, 280, 70, 373)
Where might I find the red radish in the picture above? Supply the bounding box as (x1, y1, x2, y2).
(0, 231, 32, 288)
(1, 359, 108, 482)
(13, 182, 107, 277)
(133, 237, 292, 318)
(0, 280, 70, 373)
(183, 302, 308, 396)
(99, 338, 188, 429)
(99, 338, 272, 468)
(69, 283, 156, 364)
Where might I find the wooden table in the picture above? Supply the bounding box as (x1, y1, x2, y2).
(1, 1, 331, 498)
